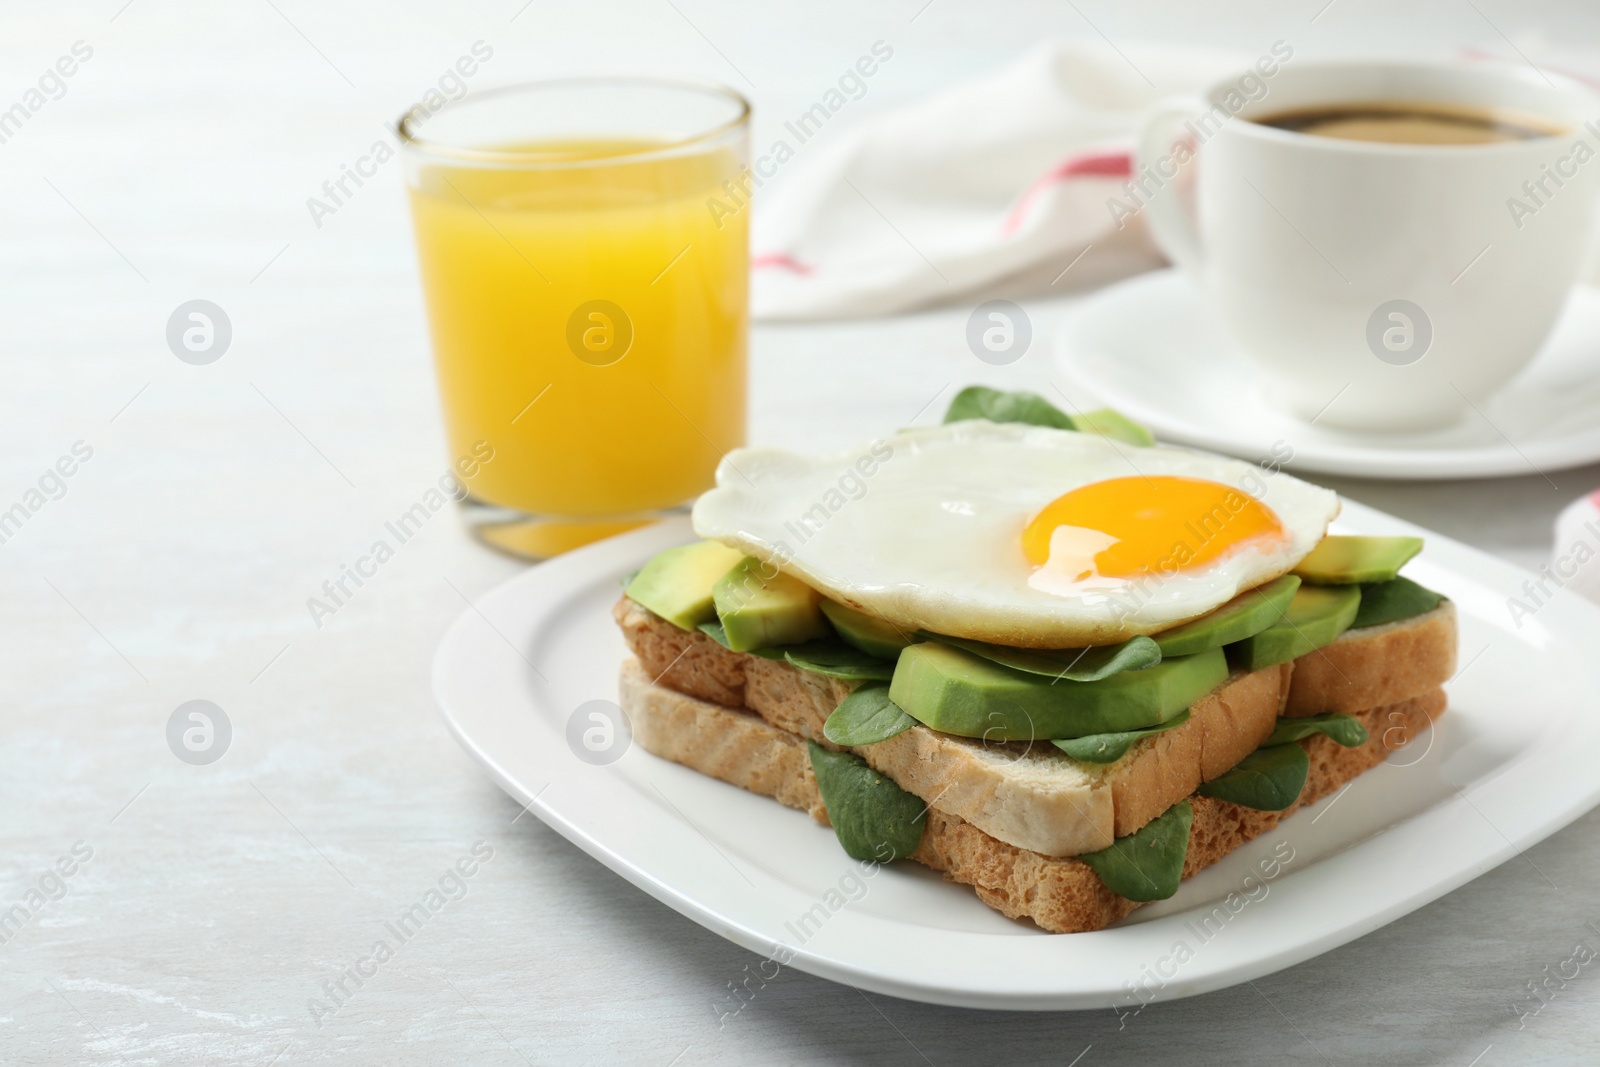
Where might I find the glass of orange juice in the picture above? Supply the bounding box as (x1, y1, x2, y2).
(398, 79, 750, 559)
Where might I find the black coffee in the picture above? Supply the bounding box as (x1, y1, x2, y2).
(1255, 102, 1563, 145)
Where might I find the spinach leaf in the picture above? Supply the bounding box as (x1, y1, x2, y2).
(823, 683, 917, 746)
(929, 633, 1161, 682)
(944, 385, 1076, 430)
(1196, 744, 1309, 812)
(784, 643, 897, 681)
(942, 386, 1155, 446)
(1078, 800, 1193, 902)
(697, 626, 892, 678)
(1353, 577, 1445, 630)
(1052, 709, 1191, 763)
(1265, 713, 1368, 748)
(807, 741, 926, 861)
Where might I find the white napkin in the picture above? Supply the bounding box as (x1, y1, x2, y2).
(750, 42, 1241, 321)
(750, 39, 1600, 321)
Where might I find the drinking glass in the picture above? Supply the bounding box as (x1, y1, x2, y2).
(400, 79, 750, 558)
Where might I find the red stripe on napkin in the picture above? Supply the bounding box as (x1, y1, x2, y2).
(1002, 149, 1133, 234)
(751, 253, 814, 275)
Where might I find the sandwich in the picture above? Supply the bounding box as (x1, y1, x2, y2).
(613, 386, 1457, 933)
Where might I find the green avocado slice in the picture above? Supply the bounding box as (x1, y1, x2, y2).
(930, 633, 1160, 682)
(888, 642, 1227, 741)
(698, 623, 896, 680)
(698, 622, 783, 659)
(1292, 535, 1424, 585)
(712, 556, 832, 652)
(624, 540, 745, 631)
(1153, 575, 1301, 657)
(1228, 585, 1360, 670)
(819, 600, 916, 659)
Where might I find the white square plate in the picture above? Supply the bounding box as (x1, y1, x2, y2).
(433, 507, 1600, 1010)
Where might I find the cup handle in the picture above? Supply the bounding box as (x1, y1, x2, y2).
(1134, 97, 1208, 279)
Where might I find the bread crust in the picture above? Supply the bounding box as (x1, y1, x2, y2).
(1285, 602, 1457, 716)
(1108, 662, 1290, 837)
(613, 596, 748, 707)
(941, 687, 1447, 933)
(615, 594, 1456, 855)
(619, 657, 1447, 933)
(623, 659, 827, 823)
(617, 596, 1288, 855)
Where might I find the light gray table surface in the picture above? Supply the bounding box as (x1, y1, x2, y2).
(7, 2, 1600, 1064)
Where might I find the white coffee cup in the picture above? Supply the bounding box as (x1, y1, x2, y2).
(1136, 60, 1600, 432)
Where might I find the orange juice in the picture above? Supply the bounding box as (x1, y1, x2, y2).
(407, 139, 747, 556)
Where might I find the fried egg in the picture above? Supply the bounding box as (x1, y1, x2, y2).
(691, 421, 1339, 648)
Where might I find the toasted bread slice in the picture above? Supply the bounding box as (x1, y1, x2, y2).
(1284, 602, 1457, 716)
(616, 594, 1456, 855)
(626, 657, 829, 824)
(619, 658, 1447, 933)
(618, 597, 1288, 855)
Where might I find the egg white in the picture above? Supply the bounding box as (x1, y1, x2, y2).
(691, 421, 1339, 648)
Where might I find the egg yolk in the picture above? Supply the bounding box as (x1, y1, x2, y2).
(1021, 476, 1286, 578)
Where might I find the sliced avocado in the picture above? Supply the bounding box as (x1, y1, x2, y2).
(700, 620, 894, 679)
(930, 633, 1160, 682)
(1228, 584, 1360, 670)
(1153, 575, 1301, 657)
(1071, 408, 1156, 447)
(711, 556, 831, 652)
(1292, 535, 1424, 585)
(1352, 577, 1445, 629)
(698, 621, 782, 659)
(819, 600, 914, 659)
(624, 540, 745, 631)
(887, 642, 1227, 741)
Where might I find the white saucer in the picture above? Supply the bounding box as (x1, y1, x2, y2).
(1056, 269, 1600, 480)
